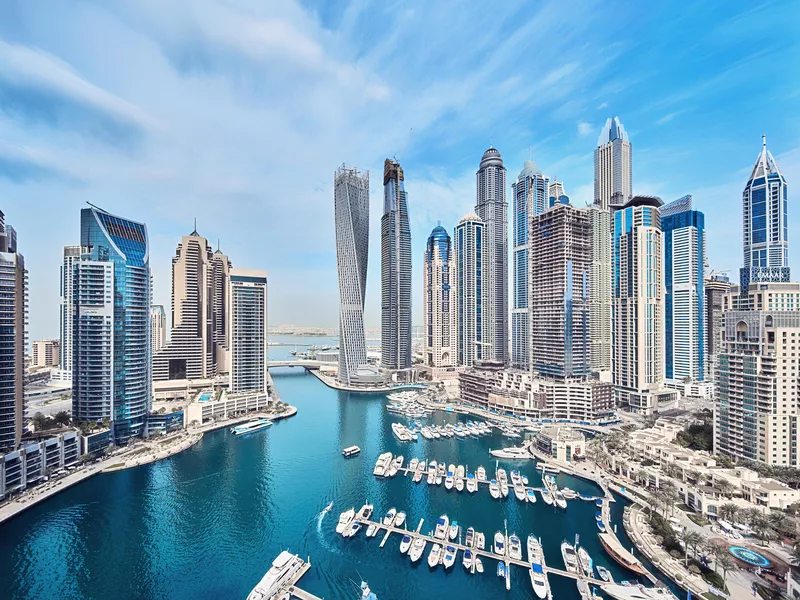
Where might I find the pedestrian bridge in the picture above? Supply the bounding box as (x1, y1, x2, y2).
(266, 359, 322, 370)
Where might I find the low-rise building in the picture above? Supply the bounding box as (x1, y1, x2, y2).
(535, 426, 586, 463)
(81, 429, 112, 455)
(146, 411, 184, 436)
(0, 431, 80, 498)
(663, 379, 715, 400)
(31, 339, 60, 368)
(184, 390, 272, 426)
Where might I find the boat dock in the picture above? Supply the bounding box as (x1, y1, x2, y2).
(286, 562, 323, 600)
(350, 517, 607, 587)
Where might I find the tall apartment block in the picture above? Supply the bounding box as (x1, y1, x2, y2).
(59, 245, 82, 378)
(661, 195, 705, 382)
(150, 305, 166, 357)
(612, 196, 675, 413)
(548, 181, 569, 208)
(511, 160, 549, 370)
(229, 269, 268, 394)
(72, 206, 150, 442)
(381, 158, 412, 371)
(740, 136, 789, 291)
(704, 274, 731, 381)
(476, 147, 508, 364)
(152, 230, 231, 381)
(455, 213, 488, 367)
(588, 205, 611, 372)
(0, 211, 26, 452)
(594, 117, 632, 210)
(334, 165, 369, 385)
(32, 340, 60, 368)
(528, 202, 590, 378)
(423, 225, 455, 368)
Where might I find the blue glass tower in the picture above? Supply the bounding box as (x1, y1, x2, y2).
(661, 196, 705, 382)
(73, 206, 150, 442)
(423, 225, 455, 367)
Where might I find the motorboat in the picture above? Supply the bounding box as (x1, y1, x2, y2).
(322, 501, 334, 514)
(597, 565, 612, 582)
(408, 537, 426, 563)
(373, 452, 392, 477)
(600, 584, 680, 600)
(413, 462, 425, 483)
(445, 471, 454, 490)
(427, 462, 437, 485)
(476, 532, 485, 550)
(466, 473, 478, 493)
(408, 458, 419, 472)
(455, 474, 465, 492)
(344, 520, 362, 538)
(541, 488, 553, 505)
(476, 466, 487, 482)
(437, 463, 447, 477)
(399, 534, 412, 554)
(529, 562, 549, 600)
(497, 468, 508, 484)
(527, 534, 543, 563)
(562, 487, 577, 499)
(387, 456, 403, 477)
(489, 479, 501, 499)
(510, 470, 521, 486)
(522, 474, 529, 485)
(462, 548, 473, 570)
(526, 487, 537, 503)
(500, 480, 509, 498)
(448, 521, 459, 541)
(434, 515, 450, 539)
(442, 545, 457, 569)
(465, 527, 474, 547)
(475, 557, 484, 573)
(336, 508, 355, 534)
(561, 541, 579, 574)
(497, 561, 506, 578)
(508, 534, 522, 560)
(493, 531, 505, 555)
(448, 463, 456, 475)
(427, 543, 442, 568)
(554, 490, 567, 509)
(577, 578, 591, 600)
(578, 546, 594, 578)
(357, 504, 374, 521)
(456, 465, 465, 480)
(366, 523, 378, 537)
(383, 508, 397, 526)
(514, 484, 526, 501)
(246, 551, 305, 600)
(394, 511, 406, 528)
(597, 520, 607, 533)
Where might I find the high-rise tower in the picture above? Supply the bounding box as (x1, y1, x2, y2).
(476, 146, 508, 364)
(73, 206, 150, 442)
(150, 305, 166, 357)
(423, 225, 455, 368)
(594, 116, 632, 210)
(59, 245, 82, 379)
(381, 158, 412, 371)
(511, 160, 549, 370)
(455, 213, 488, 367)
(334, 165, 369, 385)
(588, 205, 612, 371)
(229, 269, 268, 394)
(740, 135, 789, 291)
(0, 211, 26, 452)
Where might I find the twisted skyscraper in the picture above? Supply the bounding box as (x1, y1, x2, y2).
(334, 165, 369, 385)
(381, 159, 412, 370)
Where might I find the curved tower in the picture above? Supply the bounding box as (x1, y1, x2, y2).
(424, 225, 455, 368)
(334, 165, 369, 385)
(476, 146, 508, 364)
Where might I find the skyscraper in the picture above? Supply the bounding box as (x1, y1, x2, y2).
(423, 225, 456, 368)
(334, 165, 369, 385)
(613, 196, 674, 413)
(0, 211, 26, 452)
(588, 205, 612, 372)
(740, 135, 789, 291)
(704, 274, 731, 381)
(150, 305, 166, 357)
(455, 213, 488, 367)
(229, 269, 268, 394)
(529, 202, 590, 378)
(381, 158, 412, 371)
(476, 147, 508, 364)
(548, 180, 569, 208)
(661, 195, 705, 382)
(511, 160, 549, 370)
(594, 116, 632, 210)
(60, 245, 82, 378)
(152, 230, 231, 381)
(73, 206, 150, 442)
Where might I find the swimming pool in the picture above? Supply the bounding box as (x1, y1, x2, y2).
(728, 546, 771, 567)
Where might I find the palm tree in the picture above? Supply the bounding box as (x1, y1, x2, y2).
(791, 542, 800, 566)
(676, 529, 693, 565)
(718, 553, 736, 583)
(769, 511, 790, 538)
(718, 502, 740, 524)
(716, 479, 734, 498)
(751, 514, 773, 546)
(686, 530, 703, 563)
(742, 507, 763, 528)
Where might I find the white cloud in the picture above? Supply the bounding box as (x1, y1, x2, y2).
(577, 121, 593, 135)
(597, 101, 608, 109)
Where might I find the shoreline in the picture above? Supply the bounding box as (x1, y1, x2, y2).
(309, 369, 428, 393)
(0, 405, 298, 527)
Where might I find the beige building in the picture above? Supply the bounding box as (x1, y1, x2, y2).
(423, 226, 456, 368)
(535, 426, 586, 463)
(31, 340, 59, 368)
(150, 305, 166, 358)
(184, 389, 271, 426)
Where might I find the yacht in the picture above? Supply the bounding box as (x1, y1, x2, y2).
(554, 490, 567, 510)
(426, 462, 437, 485)
(541, 488, 554, 505)
(399, 534, 412, 554)
(408, 458, 419, 472)
(445, 471, 454, 490)
(600, 584, 679, 600)
(497, 468, 508, 484)
(336, 508, 355, 534)
(357, 504, 374, 521)
(455, 474, 465, 492)
(578, 546, 594, 578)
(561, 541, 579, 574)
(443, 545, 457, 569)
(493, 531, 505, 556)
(526, 487, 537, 503)
(597, 565, 612, 582)
(514, 484, 526, 501)
(427, 544, 442, 568)
(508, 534, 522, 560)
(344, 520, 362, 538)
(231, 418, 273, 436)
(476, 466, 487, 482)
(386, 456, 403, 477)
(497, 561, 506, 578)
(475, 557, 484, 573)
(394, 512, 406, 528)
(246, 551, 305, 600)
(373, 452, 392, 477)
(510, 470, 521, 486)
(462, 548, 473, 570)
(448, 521, 459, 541)
(466, 473, 478, 493)
(408, 538, 427, 563)
(500, 480, 509, 498)
(526, 534, 542, 563)
(465, 527, 474, 547)
(434, 515, 450, 539)
(475, 532, 485, 550)
(365, 523, 378, 538)
(383, 508, 397, 526)
(577, 578, 592, 600)
(529, 562, 549, 600)
(489, 479, 501, 499)
(413, 462, 425, 483)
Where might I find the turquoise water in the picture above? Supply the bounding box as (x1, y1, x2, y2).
(0, 337, 678, 599)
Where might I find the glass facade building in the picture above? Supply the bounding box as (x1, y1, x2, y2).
(423, 226, 455, 368)
(455, 213, 488, 367)
(73, 206, 150, 443)
(229, 270, 268, 394)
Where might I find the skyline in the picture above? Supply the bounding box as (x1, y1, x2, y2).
(1, 0, 798, 342)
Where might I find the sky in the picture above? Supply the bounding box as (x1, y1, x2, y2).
(1, 0, 799, 343)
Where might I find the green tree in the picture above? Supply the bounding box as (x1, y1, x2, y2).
(791, 543, 800, 566)
(717, 553, 735, 583)
(31, 412, 50, 431)
(718, 503, 740, 523)
(768, 511, 791, 538)
(676, 529, 693, 565)
(53, 411, 71, 426)
(716, 479, 734, 498)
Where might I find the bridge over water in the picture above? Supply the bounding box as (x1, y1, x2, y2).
(267, 359, 322, 370)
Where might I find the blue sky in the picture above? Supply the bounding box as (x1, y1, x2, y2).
(1, 0, 798, 342)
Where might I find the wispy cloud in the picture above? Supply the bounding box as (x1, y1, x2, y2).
(0, 143, 81, 184)
(577, 121, 593, 135)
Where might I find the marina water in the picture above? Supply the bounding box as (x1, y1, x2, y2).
(0, 337, 678, 599)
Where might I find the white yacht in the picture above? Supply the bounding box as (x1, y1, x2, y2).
(493, 531, 505, 556)
(246, 551, 305, 600)
(373, 452, 392, 477)
(344, 520, 362, 538)
(231, 418, 273, 436)
(365, 523, 378, 538)
(466, 473, 478, 493)
(514, 484, 526, 501)
(476, 466, 487, 482)
(382, 508, 397, 526)
(394, 511, 406, 528)
(357, 504, 373, 521)
(427, 543, 442, 568)
(442, 545, 457, 569)
(500, 480, 509, 498)
(561, 541, 579, 574)
(408, 458, 419, 472)
(462, 548, 474, 570)
(526, 487, 537, 503)
(465, 527, 474, 547)
(455, 474, 464, 492)
(529, 562, 549, 600)
(475, 557, 484, 573)
(541, 488, 554, 505)
(526, 534, 542, 564)
(508, 534, 522, 560)
(497, 468, 508, 484)
(445, 471, 454, 490)
(600, 585, 679, 600)
(399, 534, 412, 554)
(336, 508, 355, 534)
(408, 537, 426, 563)
(434, 515, 449, 539)
(554, 490, 567, 510)
(475, 532, 485, 550)
(448, 521, 459, 541)
(489, 479, 501, 499)
(578, 546, 594, 578)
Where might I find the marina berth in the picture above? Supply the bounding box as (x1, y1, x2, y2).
(246, 551, 306, 600)
(598, 533, 648, 575)
(230, 418, 273, 436)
